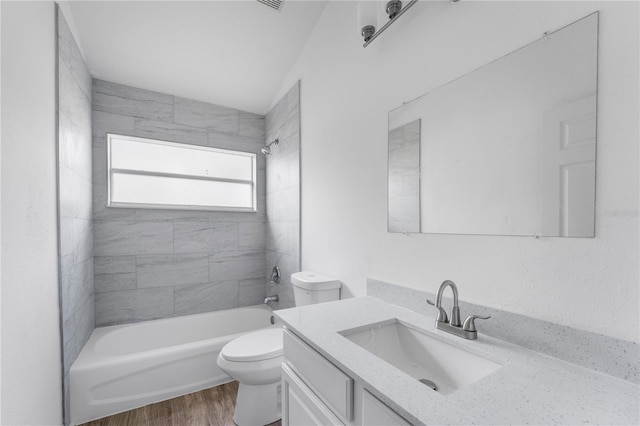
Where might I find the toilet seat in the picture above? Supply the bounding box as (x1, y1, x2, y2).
(220, 328, 283, 362)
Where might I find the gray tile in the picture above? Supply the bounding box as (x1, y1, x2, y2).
(286, 81, 300, 120)
(58, 10, 91, 95)
(74, 218, 93, 262)
(209, 250, 265, 281)
(59, 61, 91, 131)
(60, 217, 92, 265)
(174, 96, 238, 134)
(268, 130, 299, 159)
(59, 113, 92, 180)
(95, 273, 136, 293)
(208, 210, 266, 224)
(95, 288, 174, 326)
(279, 114, 301, 147)
(266, 221, 288, 253)
(239, 222, 265, 250)
(239, 112, 265, 140)
(137, 253, 209, 288)
(288, 222, 300, 255)
(92, 145, 107, 184)
(59, 165, 92, 220)
(207, 131, 263, 153)
(174, 222, 238, 253)
(93, 79, 173, 122)
(239, 278, 266, 307)
(61, 258, 94, 322)
(267, 186, 300, 223)
(266, 151, 299, 194)
(92, 110, 135, 148)
(134, 118, 208, 146)
(265, 93, 288, 136)
(93, 183, 136, 221)
(94, 256, 136, 274)
(94, 220, 173, 256)
(58, 10, 91, 99)
(59, 219, 75, 259)
(265, 251, 298, 298)
(63, 330, 77, 375)
(74, 294, 95, 351)
(134, 208, 210, 222)
(62, 315, 77, 373)
(174, 281, 239, 316)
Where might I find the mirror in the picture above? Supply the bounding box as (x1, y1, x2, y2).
(388, 13, 598, 237)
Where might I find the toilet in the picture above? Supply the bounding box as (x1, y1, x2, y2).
(217, 271, 341, 426)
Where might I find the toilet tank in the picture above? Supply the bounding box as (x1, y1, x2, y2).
(291, 271, 341, 306)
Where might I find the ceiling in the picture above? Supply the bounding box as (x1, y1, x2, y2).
(66, 0, 328, 115)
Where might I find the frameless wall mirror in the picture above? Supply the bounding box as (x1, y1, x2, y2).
(388, 12, 598, 237)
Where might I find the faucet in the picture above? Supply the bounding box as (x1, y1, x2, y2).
(264, 295, 279, 304)
(427, 280, 490, 340)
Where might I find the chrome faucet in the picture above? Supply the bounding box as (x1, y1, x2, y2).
(427, 280, 490, 340)
(264, 295, 279, 304)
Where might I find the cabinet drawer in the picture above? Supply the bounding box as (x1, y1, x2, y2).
(283, 329, 354, 421)
(362, 390, 411, 426)
(282, 363, 344, 426)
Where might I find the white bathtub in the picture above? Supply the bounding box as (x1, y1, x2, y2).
(70, 304, 274, 424)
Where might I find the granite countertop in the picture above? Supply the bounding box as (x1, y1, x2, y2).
(274, 297, 639, 425)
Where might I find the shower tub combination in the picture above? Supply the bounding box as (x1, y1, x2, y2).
(70, 304, 274, 424)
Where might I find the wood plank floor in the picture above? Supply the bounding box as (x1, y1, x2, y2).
(79, 382, 282, 426)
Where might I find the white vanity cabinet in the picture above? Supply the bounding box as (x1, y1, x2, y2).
(282, 329, 410, 426)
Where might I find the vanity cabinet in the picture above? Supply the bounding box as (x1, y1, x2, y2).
(282, 328, 410, 426)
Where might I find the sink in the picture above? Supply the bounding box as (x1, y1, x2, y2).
(340, 319, 501, 395)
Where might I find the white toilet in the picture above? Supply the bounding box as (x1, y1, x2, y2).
(217, 271, 341, 426)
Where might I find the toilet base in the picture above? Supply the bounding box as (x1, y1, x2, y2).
(233, 381, 281, 426)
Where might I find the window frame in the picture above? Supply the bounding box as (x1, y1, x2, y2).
(106, 133, 258, 213)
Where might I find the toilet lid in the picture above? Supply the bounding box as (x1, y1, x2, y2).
(221, 328, 283, 362)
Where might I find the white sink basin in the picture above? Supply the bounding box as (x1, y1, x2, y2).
(340, 320, 501, 395)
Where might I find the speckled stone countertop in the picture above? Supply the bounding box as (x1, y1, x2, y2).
(274, 297, 639, 425)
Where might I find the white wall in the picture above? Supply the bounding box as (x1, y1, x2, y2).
(274, 1, 639, 342)
(1, 2, 63, 424)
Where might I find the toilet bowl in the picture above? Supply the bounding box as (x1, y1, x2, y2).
(216, 328, 283, 425)
(217, 271, 341, 426)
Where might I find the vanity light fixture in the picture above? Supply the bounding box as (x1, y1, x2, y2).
(359, 0, 459, 48)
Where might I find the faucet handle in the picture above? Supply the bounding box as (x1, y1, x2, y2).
(462, 315, 491, 332)
(426, 299, 448, 323)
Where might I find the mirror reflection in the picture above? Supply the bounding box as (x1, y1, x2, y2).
(388, 13, 598, 237)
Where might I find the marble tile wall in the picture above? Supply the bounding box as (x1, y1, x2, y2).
(57, 8, 94, 424)
(92, 79, 267, 326)
(388, 119, 420, 233)
(265, 82, 301, 308)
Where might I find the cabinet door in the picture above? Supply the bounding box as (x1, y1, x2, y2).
(282, 363, 344, 426)
(284, 329, 353, 421)
(362, 390, 411, 426)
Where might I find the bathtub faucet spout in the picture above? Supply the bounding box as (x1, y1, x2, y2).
(264, 295, 279, 304)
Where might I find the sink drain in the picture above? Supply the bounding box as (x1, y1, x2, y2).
(419, 378, 438, 391)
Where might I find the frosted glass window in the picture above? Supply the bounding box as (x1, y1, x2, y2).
(107, 134, 257, 212)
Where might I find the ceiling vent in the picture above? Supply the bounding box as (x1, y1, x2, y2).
(257, 0, 283, 11)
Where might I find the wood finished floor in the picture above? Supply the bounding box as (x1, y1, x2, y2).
(79, 382, 282, 426)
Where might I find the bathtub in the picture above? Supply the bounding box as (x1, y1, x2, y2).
(70, 304, 274, 424)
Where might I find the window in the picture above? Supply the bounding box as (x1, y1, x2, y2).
(107, 134, 257, 212)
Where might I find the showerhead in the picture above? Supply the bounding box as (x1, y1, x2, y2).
(261, 138, 279, 156)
